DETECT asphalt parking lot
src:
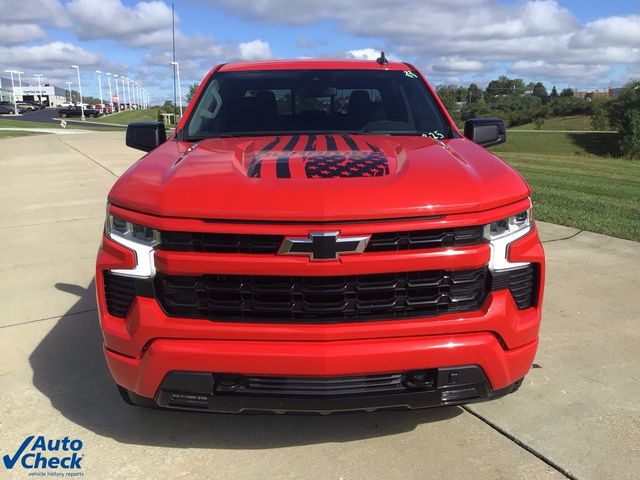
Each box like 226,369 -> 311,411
1,132 -> 638,480
0,107 -> 123,129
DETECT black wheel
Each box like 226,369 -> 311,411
117,385 -> 158,408
60,113 -> 66,118
89,113 -> 95,118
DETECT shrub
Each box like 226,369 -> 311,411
619,109 -> 640,159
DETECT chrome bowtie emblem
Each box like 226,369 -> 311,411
278,231 -> 370,261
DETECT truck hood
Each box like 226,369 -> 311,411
109,134 -> 529,221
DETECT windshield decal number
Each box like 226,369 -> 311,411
424,131 -> 444,140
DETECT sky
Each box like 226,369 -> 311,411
1,0 -> 639,103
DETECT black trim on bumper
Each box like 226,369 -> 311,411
145,366 -> 523,414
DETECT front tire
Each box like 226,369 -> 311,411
60,113 -> 66,118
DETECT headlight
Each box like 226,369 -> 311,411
106,214 -> 160,246
483,209 -> 531,241
105,211 -> 159,277
484,205 -> 533,271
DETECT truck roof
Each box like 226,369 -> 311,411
218,58 -> 411,73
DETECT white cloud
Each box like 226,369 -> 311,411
346,48 -> 398,61
238,39 -> 273,61
432,57 -> 488,73
66,0 -> 173,42
0,23 -> 46,45
210,0 -> 639,86
509,60 -> 611,81
346,49 -> 381,61
296,37 -> 326,48
570,15 -> 640,48
0,0 -> 69,28
0,42 -> 100,68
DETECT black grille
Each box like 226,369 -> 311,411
366,226 -> 484,252
159,226 -> 485,254
154,268 -> 489,323
237,373 -> 408,396
490,265 -> 538,309
160,231 -> 282,254
104,272 -> 136,317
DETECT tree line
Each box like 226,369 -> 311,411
436,76 -> 640,159
594,81 -> 640,159
436,76 -> 590,129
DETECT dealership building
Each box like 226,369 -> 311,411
0,77 -> 68,107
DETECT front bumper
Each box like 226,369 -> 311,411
151,366 -> 524,414
105,322 -> 539,399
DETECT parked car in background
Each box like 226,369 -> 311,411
0,101 -> 26,114
0,103 -> 15,114
95,103 -> 113,114
85,105 -> 103,117
59,101 -> 73,108
16,102 -> 37,112
57,105 -> 103,118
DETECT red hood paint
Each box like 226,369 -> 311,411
109,134 -> 529,222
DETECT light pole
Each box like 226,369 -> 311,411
121,76 -> 127,109
106,73 -> 113,113
66,81 -> 72,102
34,74 -> 44,107
170,61 -> 183,117
96,70 -> 104,109
70,65 -> 85,120
3,70 -> 18,114
114,75 -> 120,110
126,78 -> 133,109
11,70 -> 25,102
16,71 -> 24,101
136,83 -> 141,108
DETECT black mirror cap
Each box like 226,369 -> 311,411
126,122 -> 167,152
464,118 -> 506,148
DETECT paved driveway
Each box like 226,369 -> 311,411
1,107 -> 123,129
1,132 -> 638,479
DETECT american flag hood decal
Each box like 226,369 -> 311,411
247,134 -> 391,179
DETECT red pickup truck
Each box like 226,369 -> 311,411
97,58 -> 545,413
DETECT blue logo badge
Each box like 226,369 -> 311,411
2,435 -> 84,470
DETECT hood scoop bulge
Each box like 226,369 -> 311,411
243,134 -> 392,179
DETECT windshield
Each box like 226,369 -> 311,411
184,69 -> 453,140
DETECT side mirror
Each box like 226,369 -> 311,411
126,121 -> 167,152
464,118 -> 506,148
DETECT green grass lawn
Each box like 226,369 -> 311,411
491,131 -> 640,241
93,108 -> 160,125
511,115 -> 596,131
